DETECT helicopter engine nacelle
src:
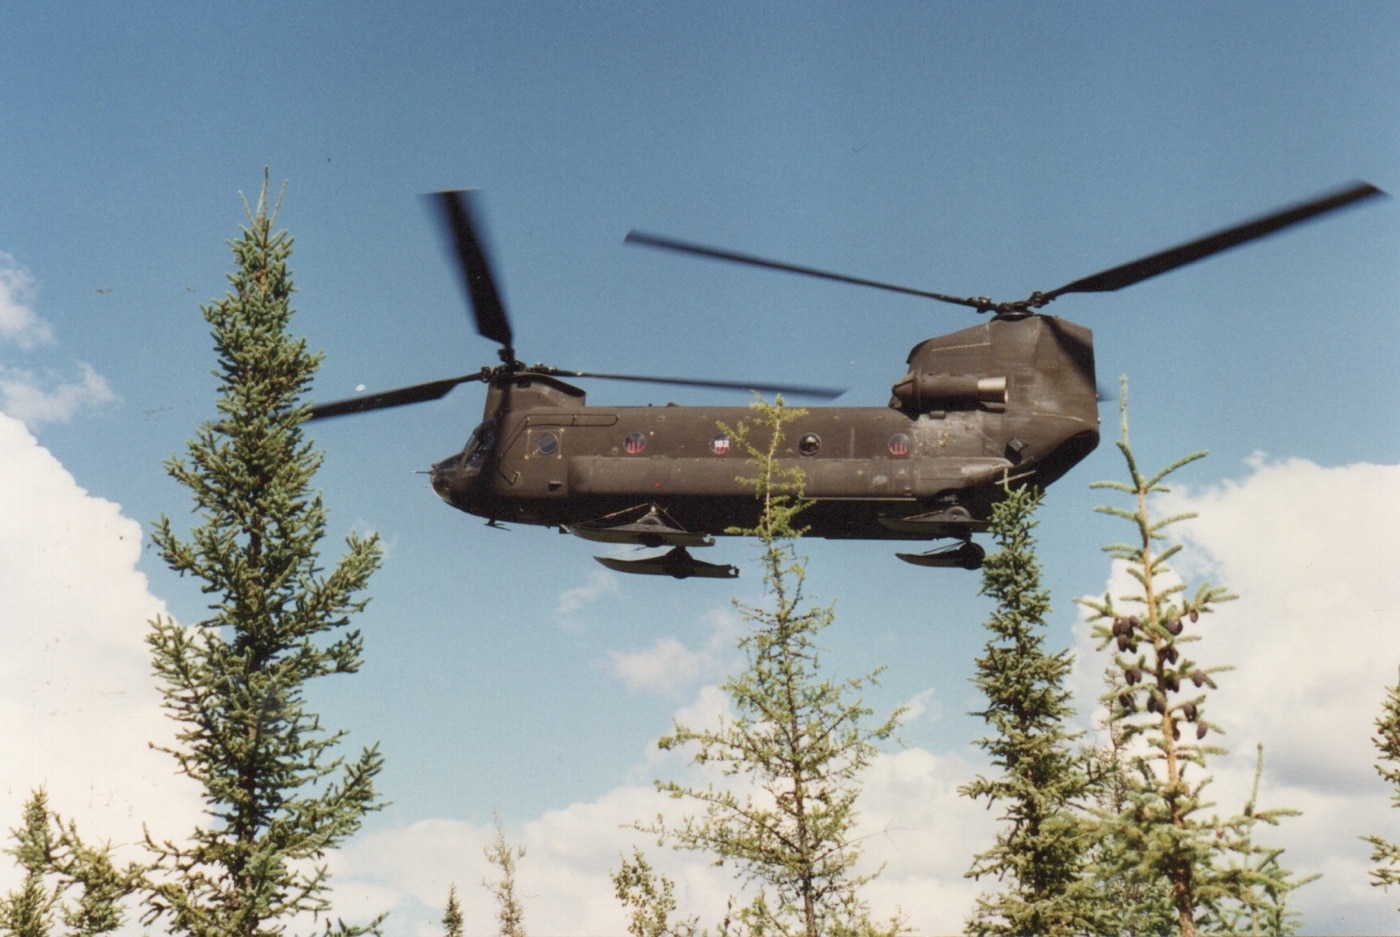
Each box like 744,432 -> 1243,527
890,372 -> 1007,414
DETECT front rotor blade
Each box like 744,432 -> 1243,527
1043,181 -> 1386,301
626,230 -> 986,310
544,367 -> 846,400
308,373 -> 484,420
430,190 -> 514,350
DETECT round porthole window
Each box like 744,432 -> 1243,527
798,433 -> 821,456
535,432 -> 560,455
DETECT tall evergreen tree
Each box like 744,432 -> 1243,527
647,399 -> 902,937
1,793 -> 60,937
1363,671 -> 1400,902
1080,388 -> 1231,937
482,817 -> 526,937
1081,385 -> 1309,936
960,484 -> 1098,936
1210,745 -> 1315,936
143,177 -> 385,937
440,886 -> 463,937
612,849 -> 701,937
0,790 -> 137,937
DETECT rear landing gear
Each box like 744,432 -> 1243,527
568,504 -> 739,579
595,546 -> 739,580
896,539 -> 986,570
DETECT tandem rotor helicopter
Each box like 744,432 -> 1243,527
310,183 -> 1384,578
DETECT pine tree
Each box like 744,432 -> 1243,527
1080,393 -> 1230,937
960,484 -> 1098,936
142,176 -> 385,937
441,886 -> 463,937
1083,673 -> 1176,937
1363,671 -> 1400,902
1,793 -> 60,937
1080,384 -> 1310,936
0,790 -> 138,937
1210,745 -> 1315,936
612,849 -> 701,937
647,399 -> 902,937
482,817 -> 526,937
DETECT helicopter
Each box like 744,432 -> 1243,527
309,182 -> 1384,578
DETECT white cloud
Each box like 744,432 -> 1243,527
0,254 -> 115,427
607,608 -> 739,695
0,253 -> 53,349
331,744 -> 994,937
0,361 -> 115,427
0,413 -> 201,883
554,568 -> 621,621
1072,456 -> 1400,933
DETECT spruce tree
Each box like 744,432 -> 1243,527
960,484 -> 1097,936
1080,389 -> 1231,937
482,817 -> 526,937
143,177 -> 385,937
612,849 -> 701,937
646,399 -> 902,937
1081,385 -> 1309,936
1,793 -> 60,937
441,886 -> 463,937
1363,671 -> 1400,902
0,789 -> 137,937
1210,745 -> 1315,936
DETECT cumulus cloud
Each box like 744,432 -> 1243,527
330,737 -> 993,937
0,361 -> 115,427
0,253 -> 53,349
0,253 -> 115,427
1072,455 -> 1400,932
554,568 -> 621,622
606,608 -> 739,695
0,413 -> 201,882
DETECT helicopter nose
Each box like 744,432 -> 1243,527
430,453 -> 473,505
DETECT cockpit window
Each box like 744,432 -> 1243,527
462,420 -> 497,475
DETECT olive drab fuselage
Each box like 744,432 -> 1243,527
431,314 -> 1100,539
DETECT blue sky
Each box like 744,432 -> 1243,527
3,3 -> 1399,934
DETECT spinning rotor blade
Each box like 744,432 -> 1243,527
630,181 -> 1385,316
1040,181 -> 1386,302
308,373 -> 485,420
625,230 -> 987,311
541,367 -> 846,400
430,190 -> 514,352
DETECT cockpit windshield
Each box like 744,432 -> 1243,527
461,419 -> 497,475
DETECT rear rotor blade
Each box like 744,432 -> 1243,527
430,190 -> 514,351
1041,181 -> 1386,301
543,367 -> 846,400
626,230 -> 987,311
308,373 -> 485,420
